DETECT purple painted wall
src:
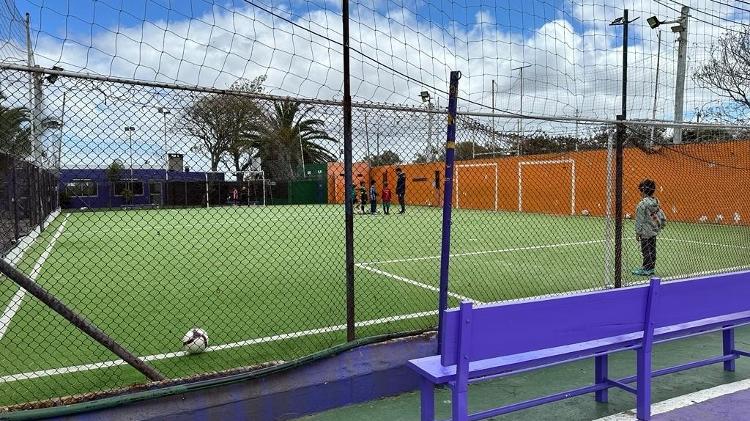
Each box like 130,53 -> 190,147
59,169 -> 224,209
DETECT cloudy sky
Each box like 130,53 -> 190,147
2,0 -> 748,168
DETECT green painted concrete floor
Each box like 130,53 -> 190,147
298,327 -> 750,420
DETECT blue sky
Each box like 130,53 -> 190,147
5,0 -> 747,169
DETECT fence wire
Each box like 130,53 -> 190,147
0,0 -> 749,408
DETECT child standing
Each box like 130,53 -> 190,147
369,180 -> 378,214
632,179 -> 666,276
381,181 -> 392,215
358,180 -> 367,214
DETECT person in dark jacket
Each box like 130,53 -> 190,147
395,167 -> 406,214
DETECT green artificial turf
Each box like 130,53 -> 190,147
0,205 -> 747,406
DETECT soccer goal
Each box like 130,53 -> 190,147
205,170 -> 268,208
455,162 -> 498,211
517,159 -> 576,215
235,170 -> 268,206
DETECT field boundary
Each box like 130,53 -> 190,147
356,263 -> 483,304
0,309 -> 439,383
660,236 -> 750,250
0,215 -> 69,341
360,238 -> 606,266
3,263 -> 747,384
594,378 -> 750,420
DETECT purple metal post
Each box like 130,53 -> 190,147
437,71 -> 462,352
637,277 -> 660,421
723,328 -> 736,372
595,355 -> 609,402
419,378 -> 435,421
452,301 -> 472,421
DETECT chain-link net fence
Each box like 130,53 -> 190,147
0,0 -> 748,412
0,152 -> 58,256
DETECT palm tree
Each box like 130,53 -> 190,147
0,95 -> 31,158
256,100 -> 336,180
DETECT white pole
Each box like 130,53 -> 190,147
673,6 -> 689,144
25,13 -> 44,171
512,64 -> 532,156
651,30 -> 662,147
57,91 -> 65,170
262,170 -> 267,206
491,79 -> 496,156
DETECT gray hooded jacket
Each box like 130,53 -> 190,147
635,196 -> 666,239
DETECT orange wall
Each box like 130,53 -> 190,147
328,141 -> 750,225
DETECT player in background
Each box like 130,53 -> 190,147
381,181 -> 392,215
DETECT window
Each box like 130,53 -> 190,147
114,180 -> 144,196
65,179 -> 98,197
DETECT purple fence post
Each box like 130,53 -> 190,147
595,355 -> 609,402
637,277 -> 660,421
723,328 -> 736,372
452,301 -> 472,421
437,70 -> 462,352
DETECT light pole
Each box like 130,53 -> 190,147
124,126 -> 136,200
647,7 -> 689,144
420,91 -> 434,160
512,64 -> 532,155
610,10 -> 638,288
157,107 -> 171,179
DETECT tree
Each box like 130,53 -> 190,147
0,95 -> 31,157
367,150 -> 401,166
106,160 -> 124,208
694,27 -> 750,120
183,77 -> 265,173
256,100 -> 336,180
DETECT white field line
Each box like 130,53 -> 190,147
0,216 -> 69,341
594,378 -> 750,420
356,263 -> 483,305
0,309 -> 438,384
660,236 -> 750,250
360,239 -> 606,266
1,210 -> 61,265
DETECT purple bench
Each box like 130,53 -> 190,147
408,271 -> 750,421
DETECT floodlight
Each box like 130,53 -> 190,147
45,66 -> 63,84
419,91 -> 431,102
610,17 -> 624,25
647,16 -> 660,29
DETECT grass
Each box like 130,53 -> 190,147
0,205 -> 748,407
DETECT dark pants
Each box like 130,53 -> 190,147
641,236 -> 657,271
398,193 -> 405,213
383,201 -> 391,214
370,200 -> 377,214
360,197 -> 366,214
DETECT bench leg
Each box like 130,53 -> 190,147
451,384 -> 469,421
724,328 -> 736,372
420,379 -> 435,421
595,355 -> 609,403
636,348 -> 652,421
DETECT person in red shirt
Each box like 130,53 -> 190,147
381,181 -> 392,215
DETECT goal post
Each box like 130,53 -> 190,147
454,162 -> 498,211
204,170 -> 268,208
517,159 -> 576,215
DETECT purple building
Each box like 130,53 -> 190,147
60,168 -> 225,209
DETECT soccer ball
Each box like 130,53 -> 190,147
182,328 -> 209,354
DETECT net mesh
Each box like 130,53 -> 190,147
0,0 -> 748,410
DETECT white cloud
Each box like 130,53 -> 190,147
2,0 -> 747,168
